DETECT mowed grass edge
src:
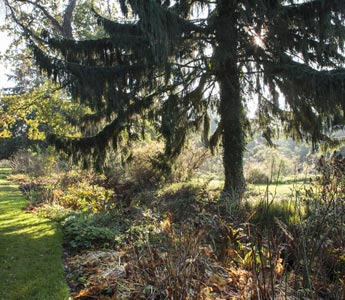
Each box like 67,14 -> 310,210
0,168 -> 70,300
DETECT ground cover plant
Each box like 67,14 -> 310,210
8,147 -> 345,300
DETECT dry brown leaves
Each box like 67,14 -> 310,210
66,250 -> 126,300
65,246 -> 262,300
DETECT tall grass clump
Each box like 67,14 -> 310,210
244,153 -> 345,299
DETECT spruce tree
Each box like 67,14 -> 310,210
4,0 -> 345,202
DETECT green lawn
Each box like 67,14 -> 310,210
0,168 -> 70,300
250,179 -> 309,195
250,182 -> 299,196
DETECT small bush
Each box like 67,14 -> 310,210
10,150 -> 43,176
58,182 -> 113,212
62,214 -> 115,251
156,182 -> 215,223
126,141 -> 164,188
0,160 -> 11,168
10,147 -> 68,177
59,170 -> 105,190
36,204 -> 72,221
169,145 -> 211,182
124,225 -> 207,299
124,141 -> 211,188
248,198 -> 301,232
245,167 -> 270,184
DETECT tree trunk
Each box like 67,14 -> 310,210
62,0 -> 77,39
219,69 -> 245,198
215,1 -> 245,202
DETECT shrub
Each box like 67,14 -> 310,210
126,141 -> 211,187
125,141 -> 164,188
124,225 -> 207,299
59,170 -> 105,190
169,145 -> 211,182
62,214 -> 115,251
36,204 -> 72,221
245,167 -> 270,184
291,185 -> 345,293
10,149 -> 43,176
0,160 -> 11,168
245,164 -> 345,299
10,147 -> 67,177
58,182 -> 113,212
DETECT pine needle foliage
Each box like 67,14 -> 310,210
5,0 -> 345,200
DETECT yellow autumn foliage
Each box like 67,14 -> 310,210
0,81 -> 90,140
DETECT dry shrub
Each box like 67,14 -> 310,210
7,173 -> 31,186
243,153 -> 345,299
0,159 -> 11,167
123,141 -> 211,188
10,150 -> 45,176
125,229 -> 206,299
59,170 -> 106,190
10,147 -> 64,177
65,220 -> 277,300
126,141 -> 164,188
245,167 -> 270,184
169,145 -> 211,182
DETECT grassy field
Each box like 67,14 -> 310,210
194,175 -> 309,194
0,168 -> 70,300
250,181 -> 306,196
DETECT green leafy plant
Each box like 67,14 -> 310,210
62,214 -> 115,251
36,204 -> 72,221
58,182 -> 113,212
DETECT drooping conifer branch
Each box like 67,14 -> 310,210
5,0 -> 345,198
50,95 -> 155,169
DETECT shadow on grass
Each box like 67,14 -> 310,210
0,171 -> 70,300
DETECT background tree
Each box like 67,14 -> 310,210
0,0 -> 98,158
3,0 -> 345,202
0,81 -> 89,139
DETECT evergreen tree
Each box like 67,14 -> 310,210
3,0 -> 345,202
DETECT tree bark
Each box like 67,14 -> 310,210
214,0 -> 245,202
